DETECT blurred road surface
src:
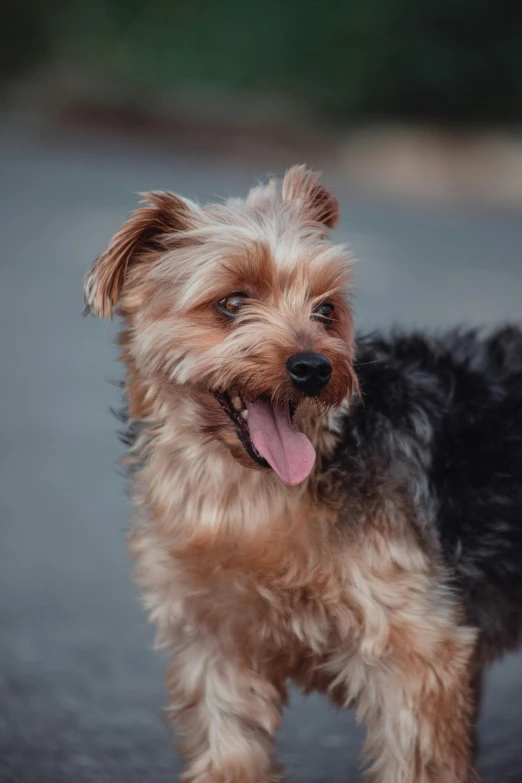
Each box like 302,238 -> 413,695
1,124 -> 521,783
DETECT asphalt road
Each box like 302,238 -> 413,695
1,124 -> 521,783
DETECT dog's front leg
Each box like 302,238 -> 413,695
165,628 -> 283,783
358,634 -> 478,783
338,616 -> 478,783
326,556 -> 479,783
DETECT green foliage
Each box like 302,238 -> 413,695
2,0 -> 522,122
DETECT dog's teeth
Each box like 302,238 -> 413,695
241,409 -> 249,420
232,396 -> 242,410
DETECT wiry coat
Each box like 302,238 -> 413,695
84,167 -> 521,783
341,327 -> 522,661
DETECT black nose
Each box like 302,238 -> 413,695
286,352 -> 332,395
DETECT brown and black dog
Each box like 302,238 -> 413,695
85,166 -> 522,782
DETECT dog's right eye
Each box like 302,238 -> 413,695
217,293 -> 248,317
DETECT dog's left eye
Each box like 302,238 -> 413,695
313,302 -> 334,325
218,292 -> 248,317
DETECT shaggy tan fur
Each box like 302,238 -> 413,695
85,166 -> 478,783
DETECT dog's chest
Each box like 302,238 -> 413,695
178,516 -> 356,659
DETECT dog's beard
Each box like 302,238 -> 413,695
214,390 -> 316,486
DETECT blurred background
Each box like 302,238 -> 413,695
1,2 -> 522,782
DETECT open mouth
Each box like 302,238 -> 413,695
213,390 -> 316,486
214,390 -> 270,468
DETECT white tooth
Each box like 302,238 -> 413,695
241,409 -> 249,420
232,396 -> 242,410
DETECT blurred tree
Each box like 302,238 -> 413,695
2,0 -> 522,124
1,1 -> 57,80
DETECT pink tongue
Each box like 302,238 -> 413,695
244,398 -> 316,486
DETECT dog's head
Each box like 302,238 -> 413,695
85,166 -> 357,486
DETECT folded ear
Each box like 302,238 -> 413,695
281,165 -> 339,228
83,191 -> 195,318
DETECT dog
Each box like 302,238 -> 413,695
84,165 -> 522,783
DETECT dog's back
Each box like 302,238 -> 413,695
328,326 -> 522,662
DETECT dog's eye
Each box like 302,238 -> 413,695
218,292 -> 248,317
312,302 -> 334,326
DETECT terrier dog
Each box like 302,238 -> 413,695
84,166 -> 522,783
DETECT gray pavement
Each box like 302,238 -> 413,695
1,124 -> 521,783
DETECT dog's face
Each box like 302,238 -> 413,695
85,166 -> 357,485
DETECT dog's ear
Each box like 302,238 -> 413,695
281,165 -> 339,229
84,191 -> 196,319
246,173 -> 279,211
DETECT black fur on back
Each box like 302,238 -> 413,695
327,326 -> 522,660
